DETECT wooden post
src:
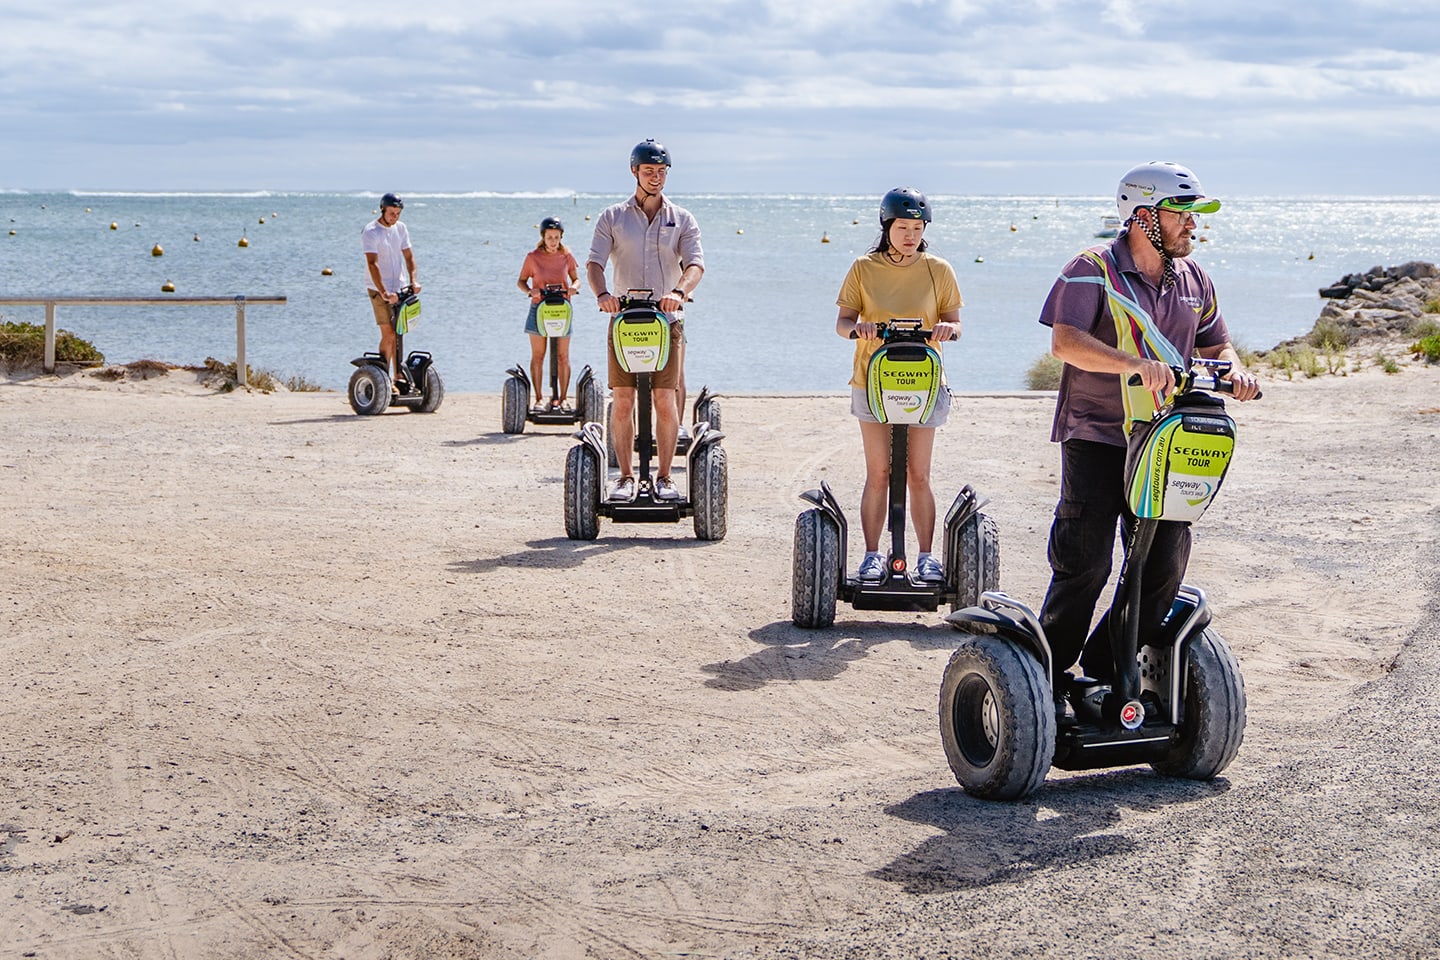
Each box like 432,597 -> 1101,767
44,301 -> 56,373
235,297 -> 247,387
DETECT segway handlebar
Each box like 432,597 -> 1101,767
1128,363 -> 1263,400
848,319 -> 937,342
606,289 -> 693,312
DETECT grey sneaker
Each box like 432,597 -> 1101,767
609,476 -> 637,501
857,553 -> 885,583
916,554 -> 945,584
654,476 -> 680,501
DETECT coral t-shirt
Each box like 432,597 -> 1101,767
520,249 -> 578,297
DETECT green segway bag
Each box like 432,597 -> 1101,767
611,306 -> 671,373
1125,393 -> 1236,522
865,340 -> 943,424
537,296 -> 572,338
395,292 -> 421,335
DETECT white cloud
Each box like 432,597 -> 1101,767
0,0 -> 1436,192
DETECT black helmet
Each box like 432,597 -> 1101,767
629,139 -> 672,168
539,216 -> 564,233
880,187 -> 930,224
380,192 -> 404,210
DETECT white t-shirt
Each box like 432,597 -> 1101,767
361,219 -> 411,293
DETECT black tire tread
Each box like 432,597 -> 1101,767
939,634 -> 1055,801
1151,627 -> 1246,779
791,509 -> 839,628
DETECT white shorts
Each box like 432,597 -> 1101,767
850,386 -> 951,428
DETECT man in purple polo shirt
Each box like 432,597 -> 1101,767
1036,161 -> 1261,698
587,139 -> 705,502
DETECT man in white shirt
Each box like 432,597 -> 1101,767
361,192 -> 420,384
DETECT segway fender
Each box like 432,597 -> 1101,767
943,483 -> 991,530
350,353 -> 387,370
945,592 -> 1054,690
576,365 -> 595,393
506,365 -> 532,394
576,421 -> 607,462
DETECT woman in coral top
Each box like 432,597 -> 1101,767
516,217 -> 581,411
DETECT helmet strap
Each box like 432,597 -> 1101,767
634,171 -> 660,201
1138,208 -> 1176,289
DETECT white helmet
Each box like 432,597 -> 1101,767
1116,162 -> 1221,222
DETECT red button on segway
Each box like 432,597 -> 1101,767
891,558 -> 906,573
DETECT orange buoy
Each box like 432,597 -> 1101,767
321,267 -> 333,276
161,280 -> 176,292
238,230 -> 249,248
151,243 -> 164,257
110,222 -> 118,230
821,232 -> 830,243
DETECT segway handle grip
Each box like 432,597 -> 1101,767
1126,370 -> 1263,400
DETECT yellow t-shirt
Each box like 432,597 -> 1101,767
836,251 -> 964,388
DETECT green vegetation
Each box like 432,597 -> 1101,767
1422,298 -> 1440,314
200,357 -> 325,393
1307,316 -> 1357,352
1267,345 -> 1324,380
1025,352 -> 1063,391
1411,334 -> 1440,364
1375,352 -> 1401,375
1409,316 -> 1440,339
283,374 -> 324,392
202,357 -> 278,393
0,319 -> 104,368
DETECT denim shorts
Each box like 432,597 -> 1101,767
850,385 -> 951,427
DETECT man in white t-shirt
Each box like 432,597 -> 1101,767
361,192 -> 420,383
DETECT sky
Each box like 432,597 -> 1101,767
2,0 -> 1438,196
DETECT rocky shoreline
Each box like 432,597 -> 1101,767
1284,260 -> 1440,349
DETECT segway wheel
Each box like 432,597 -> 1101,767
580,376 -> 605,425
564,443 -> 601,541
348,366 -> 392,416
791,508 -> 839,628
695,395 -> 722,431
939,634 -> 1055,801
951,513 -> 1000,611
691,442 -> 728,541
416,365 -> 445,413
1150,627 -> 1246,780
501,375 -> 527,434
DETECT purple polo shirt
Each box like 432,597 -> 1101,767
1039,232 -> 1230,446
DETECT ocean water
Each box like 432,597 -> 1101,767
3,190 -> 1437,393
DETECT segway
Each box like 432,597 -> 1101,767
791,320 -> 999,628
939,361 -> 1259,801
564,291 -> 726,541
501,284 -> 604,434
348,285 -> 444,415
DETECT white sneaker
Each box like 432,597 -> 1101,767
857,553 -> 885,583
916,553 -> 945,584
609,476 -> 637,501
653,476 -> 680,501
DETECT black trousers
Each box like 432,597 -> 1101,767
1038,439 -> 1192,686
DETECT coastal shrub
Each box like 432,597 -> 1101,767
0,320 -> 105,368
1025,353 -> 1063,391
1307,316 -> 1357,352
1375,353 -> 1400,375
1299,348 -> 1324,378
201,356 -> 278,393
1423,298 -> 1440,314
1411,335 -> 1440,363
1233,343 -> 1259,368
283,374 -> 324,392
1409,316 -> 1440,339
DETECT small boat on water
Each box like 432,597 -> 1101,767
1094,215 -> 1122,239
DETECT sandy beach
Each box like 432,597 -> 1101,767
2,358 -> 1439,959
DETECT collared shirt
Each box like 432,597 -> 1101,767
587,195 -> 704,300
1039,232 -> 1230,446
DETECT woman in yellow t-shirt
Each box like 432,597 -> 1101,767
834,188 -> 963,585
